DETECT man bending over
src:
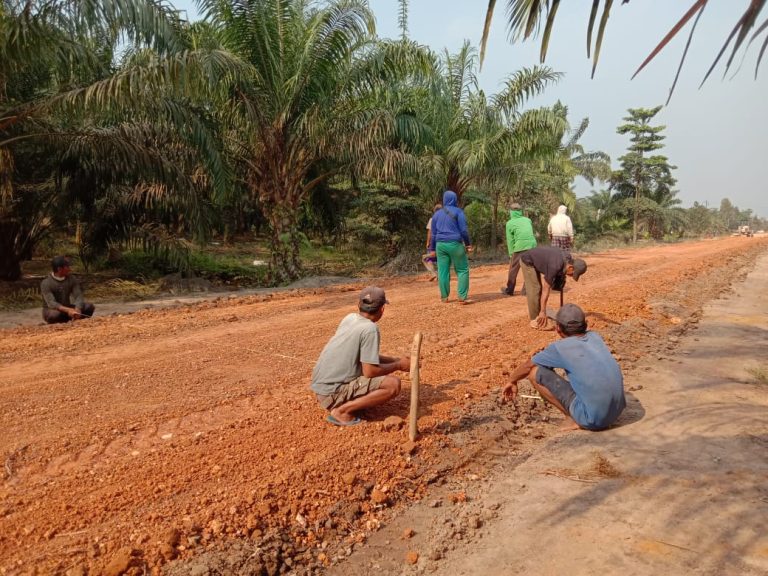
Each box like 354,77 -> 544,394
311,286 -> 410,426
502,304 -> 626,431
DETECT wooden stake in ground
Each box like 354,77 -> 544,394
409,332 -> 423,442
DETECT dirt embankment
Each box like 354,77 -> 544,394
0,237 -> 766,575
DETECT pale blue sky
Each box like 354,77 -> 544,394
175,1 -> 768,217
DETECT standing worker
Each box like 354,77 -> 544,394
41,256 -> 96,324
501,202 -> 536,296
421,203 -> 442,281
429,190 -> 473,304
548,205 -> 574,253
520,246 -> 587,329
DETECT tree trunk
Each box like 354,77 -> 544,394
490,189 -> 499,257
263,197 -> 302,285
0,218 -> 24,281
446,166 -> 464,203
633,188 -> 639,243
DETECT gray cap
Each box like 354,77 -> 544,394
359,286 -> 389,312
571,258 -> 587,281
547,303 -> 587,328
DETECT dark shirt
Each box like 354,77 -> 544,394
41,274 -> 85,310
521,246 -> 570,289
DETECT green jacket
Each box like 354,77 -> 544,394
505,210 -> 537,255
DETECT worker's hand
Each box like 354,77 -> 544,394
427,251 -> 436,259
501,380 -> 518,403
536,312 -> 548,329
398,357 -> 411,372
65,307 -> 78,319
465,245 -> 474,254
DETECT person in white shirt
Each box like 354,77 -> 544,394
548,205 -> 574,253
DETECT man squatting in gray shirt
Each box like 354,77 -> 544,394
310,286 -> 410,426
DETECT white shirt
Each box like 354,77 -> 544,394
548,212 -> 574,238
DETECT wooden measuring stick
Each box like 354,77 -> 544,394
409,332 -> 423,442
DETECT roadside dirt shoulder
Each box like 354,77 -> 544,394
330,252 -> 768,575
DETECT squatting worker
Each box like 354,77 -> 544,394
41,256 -> 96,324
520,246 -> 587,329
501,202 -> 536,296
429,190 -> 473,304
310,286 -> 410,426
502,304 -> 626,431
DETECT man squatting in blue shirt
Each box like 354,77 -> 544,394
502,303 -> 626,431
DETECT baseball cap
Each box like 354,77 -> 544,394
571,258 -> 587,281
547,303 -> 587,329
359,286 -> 389,312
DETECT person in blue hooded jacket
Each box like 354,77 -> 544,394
428,190 -> 473,303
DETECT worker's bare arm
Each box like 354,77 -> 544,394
362,357 -> 409,378
501,358 -> 536,401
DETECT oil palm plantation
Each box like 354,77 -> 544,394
197,0 -> 433,283
0,0 -> 231,279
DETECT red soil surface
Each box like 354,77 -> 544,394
1,237 -> 766,575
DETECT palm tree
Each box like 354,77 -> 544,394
574,188 -> 628,240
1,0 -> 200,279
405,42 -> 564,201
198,0 -> 432,283
479,1 -> 768,101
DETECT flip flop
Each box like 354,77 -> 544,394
326,414 -> 363,427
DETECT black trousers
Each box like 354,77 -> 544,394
43,302 -> 95,324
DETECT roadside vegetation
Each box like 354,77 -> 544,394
2,0 -> 767,308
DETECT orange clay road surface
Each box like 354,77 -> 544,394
1,236 -> 766,575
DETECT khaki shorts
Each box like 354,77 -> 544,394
316,375 -> 385,410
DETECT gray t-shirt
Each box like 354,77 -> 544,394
40,274 -> 85,310
311,313 -> 380,396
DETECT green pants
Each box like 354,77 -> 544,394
436,241 -> 469,300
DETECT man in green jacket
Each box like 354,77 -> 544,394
501,203 -> 537,296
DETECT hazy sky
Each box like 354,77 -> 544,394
175,1 -> 768,217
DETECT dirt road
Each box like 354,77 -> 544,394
1,237 -> 766,575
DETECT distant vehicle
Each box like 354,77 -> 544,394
738,225 -> 753,237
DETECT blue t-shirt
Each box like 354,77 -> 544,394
532,331 -> 626,430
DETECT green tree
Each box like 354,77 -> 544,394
576,188 -> 630,241
686,201 -> 723,236
718,198 -> 740,231
199,0 -> 431,283
0,0 -> 203,279
611,106 -> 677,242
